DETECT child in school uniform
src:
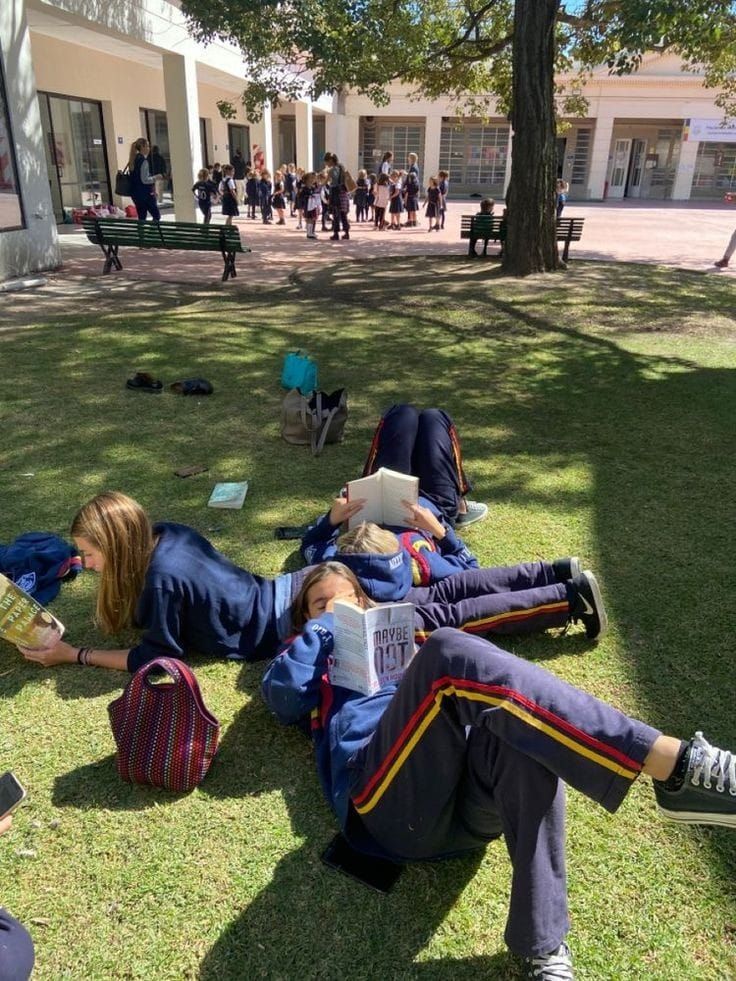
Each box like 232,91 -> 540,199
218,164 -> 239,225
437,170 -> 449,229
353,170 -> 369,222
404,155 -> 421,227
259,169 -> 273,223
320,174 -> 331,231
284,164 -> 297,216
388,171 -> 404,229
299,172 -> 322,240
425,177 -> 442,232
192,168 -> 218,224
211,162 -> 223,188
366,173 -> 376,223
373,173 -> 390,230
245,170 -> 258,220
272,174 -> 287,225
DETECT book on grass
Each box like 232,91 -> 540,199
207,481 -> 249,509
329,600 -> 416,696
0,573 -> 65,650
346,468 -> 419,529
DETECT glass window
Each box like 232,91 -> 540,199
0,54 -> 25,231
692,141 -> 736,198
440,121 -> 510,194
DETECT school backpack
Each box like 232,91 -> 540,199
281,388 -> 348,456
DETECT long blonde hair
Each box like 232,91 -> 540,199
292,561 -> 374,631
128,138 -> 149,170
71,492 -> 155,634
337,522 -> 400,555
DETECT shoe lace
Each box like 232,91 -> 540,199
689,732 -> 736,795
528,942 -> 574,980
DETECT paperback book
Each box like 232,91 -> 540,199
346,468 -> 418,529
0,573 -> 64,650
329,600 -> 416,696
207,481 -> 249,509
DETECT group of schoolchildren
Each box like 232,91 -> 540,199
190,150 -> 451,240
6,402 -> 736,981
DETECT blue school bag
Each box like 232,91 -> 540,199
281,351 -> 318,395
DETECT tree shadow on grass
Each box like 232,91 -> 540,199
198,664 -> 523,979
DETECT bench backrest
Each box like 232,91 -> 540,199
81,217 -> 244,252
555,217 -> 585,240
460,214 -> 505,236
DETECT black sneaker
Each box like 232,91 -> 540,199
654,732 -> 736,828
569,571 -> 607,639
552,557 -> 582,583
523,941 -> 574,979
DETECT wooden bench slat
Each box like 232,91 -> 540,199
460,213 -> 585,259
80,217 -> 249,280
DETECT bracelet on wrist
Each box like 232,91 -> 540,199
77,647 -> 92,666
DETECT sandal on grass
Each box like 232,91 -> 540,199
126,372 -> 163,393
170,378 -> 214,396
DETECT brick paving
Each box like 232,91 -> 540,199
18,197 -> 736,295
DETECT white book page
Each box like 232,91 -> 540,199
376,469 -> 419,527
346,473 -> 384,528
364,603 -> 416,689
330,601 -> 374,695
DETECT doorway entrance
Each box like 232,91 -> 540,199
227,124 -> 250,166
38,91 -> 112,222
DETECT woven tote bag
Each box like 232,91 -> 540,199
108,657 -> 220,792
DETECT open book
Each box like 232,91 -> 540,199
0,573 -> 65,650
329,600 -> 416,696
346,468 -> 419,529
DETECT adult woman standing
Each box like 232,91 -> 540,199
128,138 -> 161,221
379,151 -> 394,177
18,492 -> 310,673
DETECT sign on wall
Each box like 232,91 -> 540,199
684,118 -> 736,143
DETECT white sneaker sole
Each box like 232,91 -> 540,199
657,805 -> 736,828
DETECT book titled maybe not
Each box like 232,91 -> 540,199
329,600 -> 416,696
346,467 -> 418,529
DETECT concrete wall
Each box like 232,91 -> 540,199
0,0 -> 60,281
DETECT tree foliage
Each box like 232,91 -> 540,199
183,0 -> 736,121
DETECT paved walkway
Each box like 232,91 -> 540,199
10,199 -> 736,298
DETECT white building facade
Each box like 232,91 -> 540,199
1,0 -> 735,280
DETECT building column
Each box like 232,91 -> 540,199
672,133 -> 698,200
0,0 -> 59,279
162,51 -> 201,221
423,114 -> 443,183
295,100 -> 313,171
249,103 -> 274,173
586,115 -> 615,200
342,115 -> 360,171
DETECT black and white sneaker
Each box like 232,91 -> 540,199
552,557 -> 582,583
569,571 -> 607,639
524,941 -> 574,979
654,732 -> 736,828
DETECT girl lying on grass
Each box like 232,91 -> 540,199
262,561 -> 736,981
17,492 -> 312,672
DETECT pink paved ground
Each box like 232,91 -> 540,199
50,198 -> 736,288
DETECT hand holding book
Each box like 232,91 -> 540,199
401,500 -> 446,539
328,496 -> 367,527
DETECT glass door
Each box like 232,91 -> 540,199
39,92 -> 111,222
227,124 -> 250,165
607,138 -> 632,198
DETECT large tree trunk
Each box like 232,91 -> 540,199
503,0 -> 560,276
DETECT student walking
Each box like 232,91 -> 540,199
192,168 -> 218,224
219,164 -> 239,225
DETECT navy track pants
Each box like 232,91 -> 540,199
407,561 -> 570,640
349,628 -> 660,957
363,404 -> 471,524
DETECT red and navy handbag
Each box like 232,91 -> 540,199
108,657 -> 220,792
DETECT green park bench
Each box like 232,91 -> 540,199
81,217 -> 250,282
461,214 -> 585,261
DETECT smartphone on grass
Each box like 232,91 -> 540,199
0,772 -> 27,819
321,833 -> 403,894
274,525 -> 310,541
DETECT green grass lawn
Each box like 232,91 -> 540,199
1,258 -> 735,979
